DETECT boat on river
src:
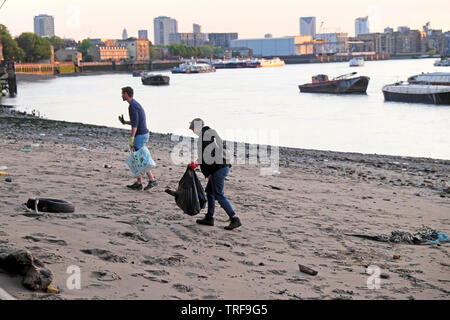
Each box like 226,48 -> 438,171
382,72 -> 450,105
349,57 -> 364,67
434,58 -> 450,66
298,72 -> 370,94
172,61 -> 216,74
141,73 -> 170,85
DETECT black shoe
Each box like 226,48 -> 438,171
224,217 -> 242,230
196,213 -> 214,226
144,180 -> 158,191
127,182 -> 143,190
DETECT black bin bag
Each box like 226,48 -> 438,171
165,166 -> 206,215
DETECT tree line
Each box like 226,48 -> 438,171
1,24 -> 224,63
0,24 -> 66,62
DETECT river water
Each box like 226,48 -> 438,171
4,58 -> 450,160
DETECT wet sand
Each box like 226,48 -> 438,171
0,106 -> 449,300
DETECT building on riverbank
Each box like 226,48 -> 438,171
154,16 -> 178,45
169,32 -> 208,47
55,49 -> 82,65
207,33 -> 238,49
357,28 -> 425,55
34,14 -> 54,38
87,46 -> 128,62
115,38 -> 150,61
230,36 -> 314,57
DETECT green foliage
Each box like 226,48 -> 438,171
166,44 -> 223,58
48,36 -> 65,51
149,46 -> 162,60
78,39 -> 94,59
0,24 -> 25,61
15,33 -> 52,62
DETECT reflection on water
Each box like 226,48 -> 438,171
5,58 -> 450,159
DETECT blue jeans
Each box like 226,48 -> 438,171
205,166 -> 235,218
134,133 -> 149,150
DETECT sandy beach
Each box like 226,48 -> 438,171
0,105 -> 449,300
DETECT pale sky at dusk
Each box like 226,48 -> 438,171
1,0 -> 449,42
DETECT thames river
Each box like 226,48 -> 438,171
4,58 -> 450,160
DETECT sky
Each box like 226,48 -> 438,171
1,0 -> 449,42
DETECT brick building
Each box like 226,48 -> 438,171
87,46 -> 128,61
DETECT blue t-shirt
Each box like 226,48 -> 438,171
128,99 -> 149,135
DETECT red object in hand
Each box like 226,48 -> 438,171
188,162 -> 199,170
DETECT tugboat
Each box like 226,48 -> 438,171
382,72 -> 450,105
141,73 -> 170,86
298,72 -> 370,94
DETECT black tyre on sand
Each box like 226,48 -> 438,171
26,198 -> 75,213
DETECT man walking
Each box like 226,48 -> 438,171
119,86 -> 157,191
189,118 -> 241,230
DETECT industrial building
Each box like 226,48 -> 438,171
230,36 -> 314,57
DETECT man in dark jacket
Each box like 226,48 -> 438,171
189,118 -> 241,230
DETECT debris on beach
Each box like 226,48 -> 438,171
26,198 -> 75,214
346,226 -> 449,245
298,264 -> 318,276
21,149 -> 31,152
5,177 -> 12,182
25,143 -> 40,148
92,270 -> 121,282
0,247 -> 56,292
393,254 -> 401,259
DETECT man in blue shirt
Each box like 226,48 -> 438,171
119,86 -> 157,191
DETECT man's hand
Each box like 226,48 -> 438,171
129,136 -> 135,148
119,114 -> 126,125
188,162 -> 199,170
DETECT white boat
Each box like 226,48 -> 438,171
171,61 -> 216,74
246,57 -> 285,68
434,58 -> 450,67
349,57 -> 364,67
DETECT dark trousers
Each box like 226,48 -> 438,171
205,166 -> 235,218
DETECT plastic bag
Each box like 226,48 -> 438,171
165,166 -> 206,216
126,146 -> 156,178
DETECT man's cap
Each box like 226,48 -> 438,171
189,118 -> 204,129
